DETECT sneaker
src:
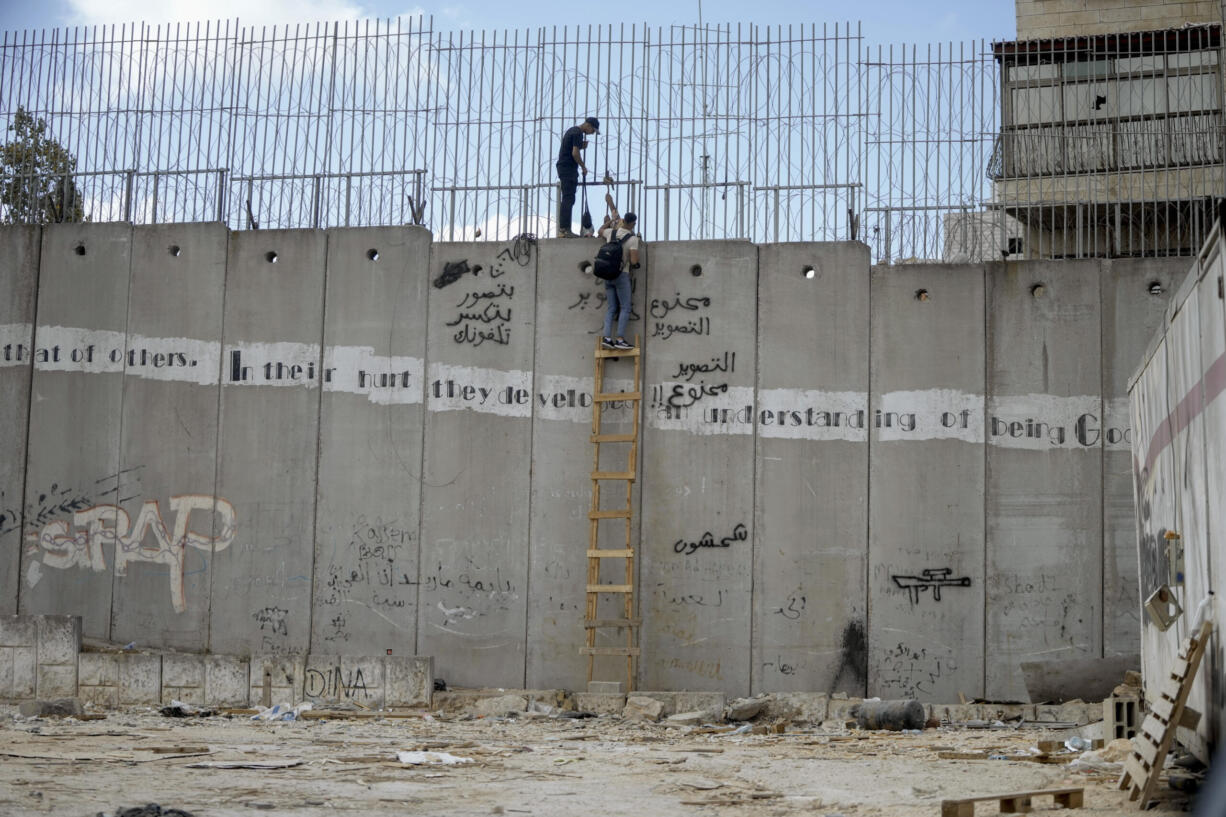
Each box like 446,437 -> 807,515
557,228 -> 576,238
601,337 -> 617,349
612,338 -> 634,351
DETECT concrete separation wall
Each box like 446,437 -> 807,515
2,223 -> 1180,701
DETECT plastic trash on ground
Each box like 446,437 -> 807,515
396,750 -> 474,765
251,702 -> 313,721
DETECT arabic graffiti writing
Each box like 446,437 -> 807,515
673,522 -> 748,555
891,568 -> 972,605
441,245 -> 524,347
650,292 -> 713,340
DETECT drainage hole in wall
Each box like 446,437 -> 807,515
74,244 -> 86,256
265,251 -> 278,264
578,261 -> 593,274
802,265 -> 816,279
1030,283 -> 1045,298
366,248 -> 380,261
690,264 -> 703,277
915,288 -> 929,302
168,245 -> 181,257
1147,280 -> 1165,296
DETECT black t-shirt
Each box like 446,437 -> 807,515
557,125 -> 584,167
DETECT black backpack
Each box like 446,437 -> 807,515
592,229 -> 633,280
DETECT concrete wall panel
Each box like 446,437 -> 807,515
111,224 -> 228,650
526,239 -> 647,689
210,230 -> 327,655
868,265 -> 986,702
1101,259 -> 1185,657
986,261 -> 1103,700
752,243 -> 869,695
0,226 -> 39,615
640,241 -> 758,695
417,240 -> 536,687
311,226 -> 431,654
20,224 -> 132,640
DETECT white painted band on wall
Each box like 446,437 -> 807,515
875,389 -> 986,443
757,388 -> 869,441
647,383 -> 757,435
988,394 -> 1105,450
323,346 -> 424,405
426,362 -> 532,417
0,323 -> 33,368
30,325 -> 126,373
224,341 -> 322,387
125,334 -> 221,386
534,373 -> 635,424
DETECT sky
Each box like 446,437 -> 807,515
0,0 -> 1017,44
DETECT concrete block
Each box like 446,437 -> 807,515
19,697 -> 83,718
624,695 -> 665,722
674,691 -> 725,713
762,692 -> 828,722
574,692 -> 626,715
588,681 -> 623,695
385,656 -> 432,707
36,616 -> 81,665
249,655 -> 306,707
475,694 -> 528,716
303,655 -> 384,707
726,696 -> 768,721
118,654 -> 162,705
162,654 -> 206,704
78,653 -> 120,687
1034,701 -> 1097,725
37,664 -> 78,698
205,656 -> 250,707
0,616 -> 37,647
629,691 -> 678,716
826,695 -> 864,720
78,653 -> 120,706
930,703 -> 980,724
0,646 -> 37,699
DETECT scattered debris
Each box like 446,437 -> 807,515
853,699 -> 925,731
475,695 -> 528,717
100,805 -> 195,817
159,701 -> 215,719
725,696 -> 767,722
623,696 -> 665,723
396,751 -> 474,765
940,787 -> 1083,817
183,760 -> 303,769
250,703 -> 312,721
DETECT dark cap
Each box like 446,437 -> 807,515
584,116 -> 600,133
623,211 -> 637,223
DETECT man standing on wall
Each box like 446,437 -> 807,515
596,191 -> 640,350
556,116 -> 599,237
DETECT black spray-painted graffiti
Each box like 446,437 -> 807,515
892,567 -> 971,605
673,522 -> 748,555
650,293 -> 713,340
304,665 -> 370,699
252,606 -> 289,636
771,593 -> 806,620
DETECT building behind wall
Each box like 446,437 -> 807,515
989,0 -> 1224,259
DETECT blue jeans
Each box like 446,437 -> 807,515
602,271 -> 631,338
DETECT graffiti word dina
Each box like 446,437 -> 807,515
305,665 -> 370,699
29,495 -> 236,613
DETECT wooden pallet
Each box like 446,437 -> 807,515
940,787 -> 1084,816
584,335 -> 642,691
1117,619 -> 1213,810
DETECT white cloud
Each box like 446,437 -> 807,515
65,0 -> 370,28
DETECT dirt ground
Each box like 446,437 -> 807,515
0,704 -> 1195,817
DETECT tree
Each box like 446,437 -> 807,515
0,107 -> 86,224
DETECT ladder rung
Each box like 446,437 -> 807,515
587,584 -> 632,593
584,618 -> 641,629
580,646 -> 641,656
589,509 -> 631,519
595,347 -> 640,358
592,471 -> 635,481
587,549 -> 634,558
594,391 -> 641,402
591,432 -> 637,443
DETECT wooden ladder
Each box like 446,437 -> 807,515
582,335 -> 642,691
1118,618 -> 1213,809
